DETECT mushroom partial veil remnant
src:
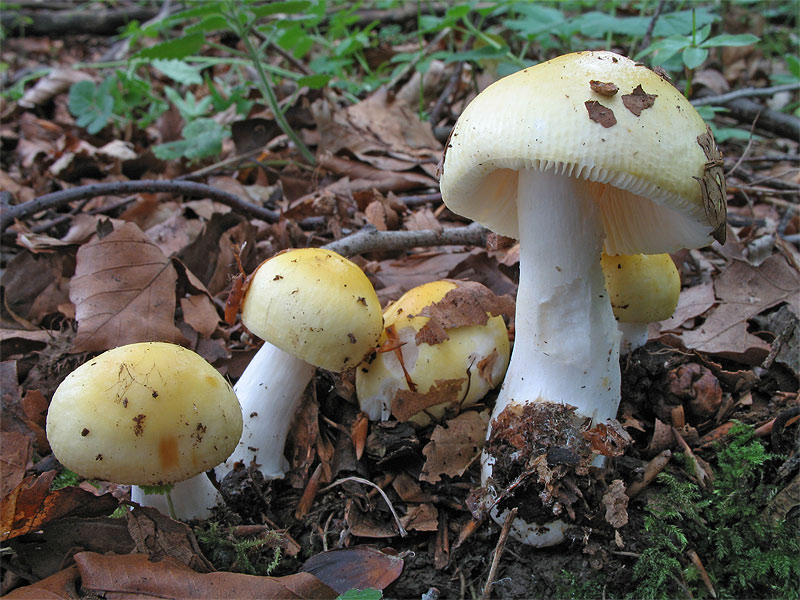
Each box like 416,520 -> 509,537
438,50 -> 727,546
356,279 -> 512,425
45,342 -> 243,521
601,252 -> 681,353
217,247 -> 383,480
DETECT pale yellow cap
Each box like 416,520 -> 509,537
439,51 -> 727,254
357,280 -> 510,424
241,248 -> 383,373
46,342 -> 243,486
601,253 -> 680,322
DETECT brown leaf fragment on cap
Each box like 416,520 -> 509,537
693,125 -> 727,244
414,280 -> 515,345
589,80 -> 618,96
602,479 -> 629,528
585,100 -> 617,128
391,378 -> 465,422
621,84 -> 657,116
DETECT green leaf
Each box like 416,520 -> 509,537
68,80 -> 114,134
134,32 -> 205,60
152,59 -> 203,85
185,14 -> 228,35
251,0 -> 310,17
337,589 -> 382,600
297,73 -> 331,89
682,46 -> 708,70
153,118 -> 227,161
699,33 -> 760,48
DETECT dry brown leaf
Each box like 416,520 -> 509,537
415,280 -> 515,345
71,551 -> 337,599
602,479 -> 629,528
403,207 -> 442,232
400,503 -> 439,532
344,498 -> 398,538
658,281 -> 716,332
301,545 -> 404,594
126,506 -> 213,573
2,564 -> 80,599
0,471 -> 119,541
0,431 -> 32,500
420,411 -> 488,483
70,221 -> 184,352
391,378 -> 466,422
180,294 -> 220,338
680,254 -> 799,364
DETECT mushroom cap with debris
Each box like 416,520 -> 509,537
46,342 -> 243,486
439,50 -> 727,253
241,247 -> 384,374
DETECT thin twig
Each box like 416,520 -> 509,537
322,221 -> 488,257
691,82 -> 800,106
480,506 -> 517,600
429,35 -> 474,125
318,476 -> 408,537
629,0 -> 667,57
1,179 -> 279,231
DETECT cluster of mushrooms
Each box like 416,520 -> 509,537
46,51 -> 726,546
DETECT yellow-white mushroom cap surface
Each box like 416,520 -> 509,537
241,248 -> 383,373
46,342 -> 243,486
440,50 -> 727,253
357,280 -> 510,424
601,253 -> 680,323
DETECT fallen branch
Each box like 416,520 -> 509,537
1,179 -> 279,231
480,506 -> 517,600
323,221 -> 488,257
691,82 -> 800,107
627,449 -> 672,499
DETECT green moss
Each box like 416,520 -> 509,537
631,423 -> 800,599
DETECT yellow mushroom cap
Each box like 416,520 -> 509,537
46,342 -> 243,486
440,50 -> 727,254
356,280 -> 510,424
241,248 -> 383,373
601,253 -> 680,323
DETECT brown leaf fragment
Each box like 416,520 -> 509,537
391,377 -> 466,422
344,499 -> 399,538
0,471 -> 119,541
681,254 -> 799,363
400,503 -> 439,531
477,349 -> 500,384
70,222 -> 184,352
301,545 -> 404,594
414,280 -> 515,345
585,100 -> 617,128
621,84 -> 657,116
590,80 -> 619,96
364,199 -> 390,231
602,479 -> 629,528
693,125 -> 727,244
0,431 -> 32,500
73,551 -> 337,599
180,294 -> 220,338
420,411 -> 488,483
126,506 -> 213,573
2,564 -> 80,599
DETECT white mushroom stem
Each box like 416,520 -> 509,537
131,474 -> 221,521
482,170 -> 622,546
618,322 -> 649,354
216,341 -> 315,480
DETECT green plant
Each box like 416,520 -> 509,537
636,9 -> 759,96
196,521 -> 283,576
50,468 -> 82,490
631,424 -> 800,599
337,589 -> 382,600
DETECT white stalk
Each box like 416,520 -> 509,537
131,475 -> 221,521
618,322 -> 649,354
482,170 -> 622,546
216,342 -> 315,480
